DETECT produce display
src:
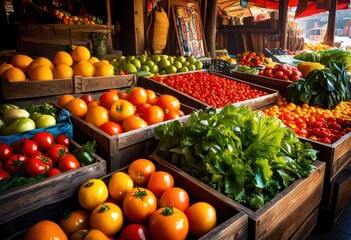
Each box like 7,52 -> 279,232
52,9 -> 104,25
23,158 -> 218,239
258,63 -> 303,82
236,51 -> 265,67
153,105 -> 317,210
151,72 -> 269,108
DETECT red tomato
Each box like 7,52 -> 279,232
46,167 -> 62,177
54,135 -> 71,148
0,142 -> 13,161
59,153 -> 81,172
5,154 -> 28,173
159,187 -> 190,212
0,169 -> 10,180
80,94 -> 95,105
99,91 -> 119,110
46,144 -> 69,166
136,103 -> 151,114
148,206 -> 189,240
31,131 -> 55,152
118,223 -> 151,240
273,71 -> 284,78
25,153 -> 52,176
147,171 -> 175,198
289,75 -> 300,82
164,110 -> 183,121
11,138 -> 25,153
99,121 -> 124,135
21,139 -> 41,157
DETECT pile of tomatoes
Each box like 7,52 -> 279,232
237,51 -> 265,67
59,87 -> 185,135
0,131 -> 83,182
24,158 -> 218,240
258,64 -> 303,82
151,72 -> 268,108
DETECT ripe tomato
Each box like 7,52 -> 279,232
70,229 -> 89,240
46,144 -> 69,166
147,171 -> 175,198
0,142 -> 13,161
85,105 -> 111,128
164,109 -> 184,121
24,154 -> 52,176
0,169 -> 10,180
99,121 -> 124,135
46,167 -> 61,177
78,178 -> 108,210
108,171 -> 134,202
141,105 -> 165,125
118,223 -> 151,240
66,98 -> 88,119
128,158 -> 156,187
123,187 -> 157,223
59,153 -> 81,172
90,202 -> 124,236
156,95 -> 180,112
148,206 -> 189,240
5,154 -> 28,173
31,131 -> 55,152
128,87 -> 148,106
54,134 -> 71,148
80,94 -> 95,105
136,102 -> 151,114
145,89 -> 158,105
59,210 -> 90,237
21,139 -> 40,157
160,187 -> 190,212
122,115 -> 148,132
77,229 -> 110,240
109,99 -> 136,122
99,90 -> 119,110
185,202 -> 217,237
23,220 -> 68,240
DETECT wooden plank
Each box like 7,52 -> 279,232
290,207 -> 319,240
73,75 -> 136,93
133,0 -> 145,54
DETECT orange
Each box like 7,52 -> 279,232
88,57 -> 100,64
53,51 -> 73,66
28,65 -> 53,81
73,60 -> 95,77
53,64 -> 74,79
57,94 -> 75,108
66,98 -> 88,119
0,63 -> 14,76
71,46 -> 91,62
10,54 -> 33,73
27,57 -> 54,73
84,105 -> 111,127
1,67 -> 26,82
95,63 -> 114,77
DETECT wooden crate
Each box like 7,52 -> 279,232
0,139 -> 106,225
137,73 -> 279,111
99,157 -> 248,240
149,154 -> 326,240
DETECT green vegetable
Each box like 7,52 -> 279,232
0,104 -> 19,115
154,105 -> 317,210
2,117 -> 36,136
25,103 -> 57,118
72,141 -> 96,166
0,173 -> 46,193
234,65 -> 259,75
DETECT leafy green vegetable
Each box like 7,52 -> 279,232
154,105 -> 317,210
25,103 -> 57,117
0,173 -> 46,193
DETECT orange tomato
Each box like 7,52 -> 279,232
24,220 -> 68,240
109,99 -> 136,122
146,89 -> 158,105
122,115 -> 148,132
66,98 -> 88,119
157,95 -> 181,112
148,206 -> 189,240
78,178 -> 108,210
185,202 -> 217,238
136,102 -> 151,114
159,187 -> 190,212
70,229 -> 88,240
59,210 -> 90,237
147,171 -> 174,198
90,202 -> 124,236
108,171 -> 134,201
99,91 -> 119,110
164,109 -> 184,121
123,187 -> 157,223
140,105 -> 165,125
128,87 -> 148,106
78,229 -> 110,240
84,105 -> 111,128
57,94 -> 75,108
99,121 -> 124,135
127,158 -> 156,187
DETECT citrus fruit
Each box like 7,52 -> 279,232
157,59 -> 171,70
95,63 -> 114,77
149,65 -> 159,74
186,56 -> 196,64
93,60 -> 109,68
2,67 -> 26,82
84,105 -> 111,127
187,64 -> 196,71
73,60 -> 95,77
144,59 -> 155,68
117,55 -> 126,63
57,94 -> 75,108
0,63 -> 14,76
66,98 -> 88,119
121,63 -> 137,73
71,46 -> 91,62
173,60 -> 182,69
27,57 -> 55,72
175,56 -> 186,63
131,59 -> 141,69
88,57 -> 100,64
10,54 -> 33,73
152,55 -> 161,62
194,61 -> 203,70
53,64 -> 74,79
53,51 -> 73,66
140,65 -> 150,72
166,65 -> 177,74
28,65 -> 53,81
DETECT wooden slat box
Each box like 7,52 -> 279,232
149,154 -> 326,240
99,156 -> 249,240
0,139 -> 106,225
137,73 -> 279,111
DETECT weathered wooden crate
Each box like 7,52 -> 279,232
149,154 -> 326,240
71,103 -> 195,173
137,73 -> 279,111
0,139 -> 106,225
99,156 -> 248,240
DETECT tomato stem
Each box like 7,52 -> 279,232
134,186 -> 148,199
98,203 -> 110,213
85,181 -> 94,188
161,206 -> 174,216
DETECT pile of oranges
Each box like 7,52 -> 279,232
0,46 -> 115,82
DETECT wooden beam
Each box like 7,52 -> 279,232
133,0 -> 145,54
325,0 -> 337,46
279,0 -> 289,49
205,0 -> 218,57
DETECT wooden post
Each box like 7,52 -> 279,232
134,0 -> 145,54
279,0 -> 289,50
325,0 -> 337,46
106,0 -> 113,51
205,0 -> 218,57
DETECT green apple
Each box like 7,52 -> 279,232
35,114 -> 56,128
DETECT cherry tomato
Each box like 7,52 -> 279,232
109,99 -> 136,122
55,135 -> 71,148
24,153 -> 52,176
5,154 -> 28,173
99,121 -> 124,135
46,167 -> 62,177
147,171 -> 175,198
0,142 -> 13,161
31,131 -> 54,152
123,187 -> 157,223
159,187 -> 190,212
90,202 -> 124,236
21,139 -> 41,157
46,144 -> 69,166
148,206 -> 189,240
23,220 -> 68,240
80,94 -> 95,105
78,178 -> 108,210
0,169 -> 10,180
59,153 -> 81,172
59,210 -> 90,237
128,158 -> 156,187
